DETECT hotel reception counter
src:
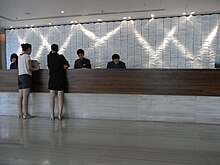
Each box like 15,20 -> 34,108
1,69 -> 220,124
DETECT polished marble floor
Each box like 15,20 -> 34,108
0,116 -> 220,165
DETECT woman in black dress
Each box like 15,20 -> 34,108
47,44 -> 70,120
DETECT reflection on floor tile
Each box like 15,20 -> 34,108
0,116 -> 220,165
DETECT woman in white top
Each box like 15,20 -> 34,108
18,43 -> 39,119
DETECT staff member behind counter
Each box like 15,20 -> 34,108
74,49 -> 91,69
107,54 -> 126,69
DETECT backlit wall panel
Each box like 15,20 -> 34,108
171,17 -> 179,68
6,14 -> 220,69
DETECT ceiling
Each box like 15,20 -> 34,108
0,0 -> 220,29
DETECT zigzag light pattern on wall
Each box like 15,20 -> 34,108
6,14 -> 220,69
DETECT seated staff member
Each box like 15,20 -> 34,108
47,44 -> 70,120
10,53 -> 18,69
74,49 -> 91,69
107,54 -> 126,69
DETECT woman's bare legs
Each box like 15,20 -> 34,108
22,88 -> 31,116
18,89 -> 23,116
57,90 -> 64,120
18,88 -> 31,119
50,90 -> 56,119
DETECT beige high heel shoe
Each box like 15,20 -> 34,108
50,114 -> 55,120
58,114 -> 63,120
22,113 -> 32,119
18,113 -> 24,118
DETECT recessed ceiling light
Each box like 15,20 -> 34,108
10,26 -> 13,28
70,21 -> 74,24
182,12 -> 187,16
123,17 -> 127,20
30,24 -> 34,27
61,10 -> 65,14
97,19 -> 102,22
190,11 -> 195,15
151,14 -> 155,18
49,23 -> 52,25
26,25 -> 29,27
128,16 -> 132,19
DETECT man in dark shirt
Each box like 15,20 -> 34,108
74,49 -> 91,69
107,54 -> 126,69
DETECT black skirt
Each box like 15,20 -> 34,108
48,76 -> 67,91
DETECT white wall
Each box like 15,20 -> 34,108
0,33 -> 6,69
5,14 -> 220,69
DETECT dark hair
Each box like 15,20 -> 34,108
21,43 -> 32,51
51,44 -> 59,52
112,54 -> 120,60
10,53 -> 18,62
77,49 -> 84,55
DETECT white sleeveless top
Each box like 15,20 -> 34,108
18,54 -> 32,76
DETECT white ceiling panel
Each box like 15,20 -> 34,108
0,0 -> 220,28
